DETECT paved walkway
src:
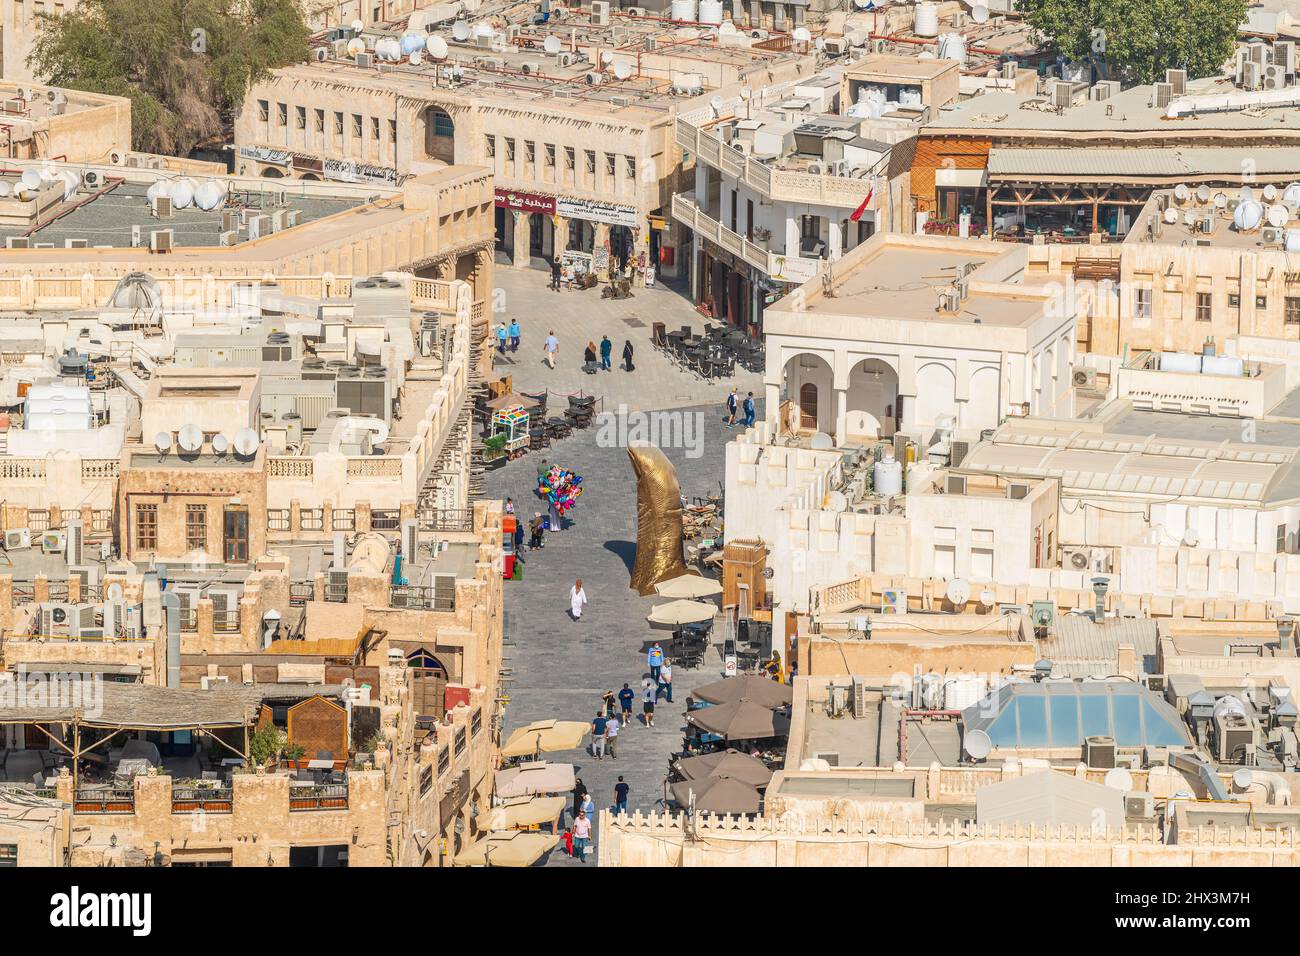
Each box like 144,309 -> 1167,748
485,265 -> 763,414
482,269 -> 764,865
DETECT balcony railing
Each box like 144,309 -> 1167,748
416,507 -> 474,532
171,787 -> 234,813
74,787 -> 135,814
289,783 -> 349,811
390,585 -> 455,612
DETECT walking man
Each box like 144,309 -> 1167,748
572,809 -> 591,862
658,658 -> 674,703
647,641 -> 664,684
570,579 -> 588,621
599,334 -> 613,371
544,329 -> 559,368
742,391 -> 756,428
591,710 -> 608,760
509,319 -> 521,352
550,257 -> 563,291
613,776 -> 630,815
572,776 -> 588,820
617,682 -> 635,725
642,680 -> 657,727
605,712 -> 621,759
725,387 -> 738,426
496,323 -> 508,354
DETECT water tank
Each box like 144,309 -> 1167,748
1158,351 -> 1202,374
698,0 -> 723,24
146,180 -> 172,203
1233,199 -> 1263,231
400,33 -> 424,55
914,1 -> 939,37
26,383 -> 90,403
937,32 -> 967,65
347,532 -> 392,575
873,453 -> 903,495
944,674 -> 986,711
898,87 -> 923,108
670,0 -> 698,21
1286,229 -> 1300,253
921,672 -> 944,710
171,179 -> 195,209
1284,182 -> 1300,207
194,180 -> 224,211
1201,355 -> 1244,377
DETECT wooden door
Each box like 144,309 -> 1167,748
223,507 -> 249,564
799,383 -> 818,430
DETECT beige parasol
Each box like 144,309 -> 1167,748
654,573 -> 724,599
646,599 -> 717,628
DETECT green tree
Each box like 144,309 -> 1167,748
28,0 -> 309,156
1020,0 -> 1248,85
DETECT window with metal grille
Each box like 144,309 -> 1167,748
333,111 -> 343,136
277,102 -> 287,126
314,108 -> 324,133
1257,295 -> 1268,309
185,504 -> 207,552
525,140 -> 535,163
370,116 -> 380,141
370,510 -> 400,531
258,100 -> 269,122
626,155 -> 636,180
471,708 -> 482,738
0,844 -> 15,866
419,765 -> 433,796
485,134 -> 495,158
1288,297 -> 1300,324
505,138 -> 515,161
295,105 -> 305,129
267,509 -> 290,531
388,119 -> 397,144
27,509 -> 49,532
332,509 -> 356,531
455,727 -> 466,756
438,747 -> 450,775
1134,287 -> 1152,319
604,152 -> 615,177
301,508 -> 324,531
545,143 -> 555,167
433,112 -> 454,136
93,509 -> 113,532
1196,292 -> 1211,322
1228,293 -> 1240,308
136,504 -> 157,551
564,146 -> 575,170
584,149 -> 595,174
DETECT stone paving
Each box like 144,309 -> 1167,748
482,270 -> 763,865
485,264 -> 764,414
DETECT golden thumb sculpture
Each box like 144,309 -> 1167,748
628,444 -> 688,595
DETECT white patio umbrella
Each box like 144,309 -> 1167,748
646,599 -> 717,628
653,573 -> 723,600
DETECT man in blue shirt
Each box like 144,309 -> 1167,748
508,320 -> 521,352
613,776 -> 630,815
591,711 -> 608,760
599,335 -> 613,371
647,642 -> 664,683
617,683 -> 635,724
742,391 -> 756,427
496,323 -> 508,354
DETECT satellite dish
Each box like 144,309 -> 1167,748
1195,184 -> 1211,203
970,3 -> 990,23
963,729 -> 992,761
1232,767 -> 1254,791
1268,203 -> 1289,227
212,433 -> 230,455
473,21 -> 495,39
427,36 -> 449,59
826,490 -> 847,513
1263,183 -> 1278,202
233,427 -> 260,457
0,182 -> 10,198
1173,183 -> 1190,203
740,85 -> 752,100
1182,527 -> 1199,547
1213,191 -> 1228,208
946,578 -> 971,606
979,588 -> 996,606
1284,182 -> 1300,206
792,27 -> 811,43
409,50 -> 423,66
543,35 -> 562,54
346,37 -> 366,56
350,19 -> 364,32
719,20 -> 737,35
177,423 -> 203,453
1240,185 -> 1256,202
20,169 -> 42,191
1182,209 -> 1195,226
153,431 -> 173,454
1162,207 -> 1178,224
452,21 -> 471,41
107,583 -> 124,602
809,431 -> 834,450
709,94 -> 724,114
613,59 -> 632,80
1103,767 -> 1134,791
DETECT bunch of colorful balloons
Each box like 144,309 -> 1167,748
538,466 -> 584,516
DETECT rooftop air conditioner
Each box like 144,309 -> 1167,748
150,229 -> 173,252
1072,367 -> 1097,389
1125,792 -> 1156,820
41,531 -> 67,554
1263,226 -> 1283,244
1165,69 -> 1187,95
1084,735 -> 1117,769
591,0 -> 610,26
6,237 -> 30,249
1062,546 -> 1092,571
152,196 -> 172,218
944,475 -> 967,495
2,529 -> 31,552
355,52 -> 374,68
823,38 -> 848,56
1153,82 -> 1173,108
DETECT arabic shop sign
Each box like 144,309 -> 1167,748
239,145 -> 290,167
555,196 -> 640,228
323,158 -> 400,186
494,189 -> 556,215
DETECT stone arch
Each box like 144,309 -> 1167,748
261,166 -> 285,178
424,106 -> 455,163
966,364 -> 1001,431
913,361 -> 957,435
782,352 -> 833,434
845,357 -> 899,440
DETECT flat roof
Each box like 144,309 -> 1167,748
988,145 -> 1300,183
845,54 -> 960,82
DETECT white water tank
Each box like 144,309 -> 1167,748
944,674 -> 986,711
898,87 -> 922,107
1159,351 -> 1201,373
670,0 -> 698,21
171,179 -> 195,209
874,451 -> 903,495
914,1 -> 940,37
146,180 -> 172,203
938,32 -> 967,65
698,0 -> 723,24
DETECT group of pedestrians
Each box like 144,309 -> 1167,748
726,387 -> 756,428
566,774 -> 630,863
548,330 -> 635,372
495,321 -> 521,354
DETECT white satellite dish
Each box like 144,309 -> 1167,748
946,578 -> 971,606
1263,183 -> 1278,202
740,85 -> 752,100
177,423 -> 203,453
346,37 -> 366,56
153,431 -> 173,454
1268,203 -> 1289,227
963,728 -> 992,760
473,21 -> 496,39
107,583 -> 124,602
719,20 -> 737,35
1162,207 -> 1178,224
452,21 -> 471,41
1173,183 -> 1190,203
1103,767 -> 1134,791
409,50 -> 423,66
426,36 -> 449,59
20,169 -> 42,191
1240,185 -> 1256,202
1284,182 -> 1300,206
613,60 -> 633,79
1213,191 -> 1227,208
971,3 -> 990,23
543,35 -> 562,54
809,431 -> 834,450
1195,184 -> 1211,203
792,26 -> 811,43
1182,209 -> 1195,226
1182,527 -> 1199,548
709,94 -> 724,114
979,588 -> 996,606
1232,767 -> 1254,791
350,19 -> 364,32
233,427 -> 260,457
212,433 -> 230,455
0,182 -> 11,198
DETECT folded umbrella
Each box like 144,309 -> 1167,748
685,698 -> 791,740
693,674 -> 792,709
654,573 -> 723,600
675,748 -> 773,788
669,775 -> 761,814
647,599 -> 716,628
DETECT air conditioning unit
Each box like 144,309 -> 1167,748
40,602 -> 78,636
950,439 -> 970,468
1165,68 -> 1187,95
1263,65 -> 1281,89
556,52 -> 574,67
823,38 -> 848,56
626,5 -> 646,14
851,676 -> 868,718
2,529 -> 31,551
1084,735 -> 1117,769
41,531 -> 67,554
1153,82 -> 1172,108
432,572 -> 457,610
200,675 -> 231,690
590,0 -> 610,26
152,196 -> 173,218
1062,546 -> 1091,571
65,238 -> 88,248
150,229 -> 173,252
945,475 -> 967,495
1213,710 -> 1257,764
1263,226 -> 1283,244
6,237 -> 30,249
219,230 -> 238,246
1050,80 -> 1073,109
520,60 -> 543,74
82,170 -> 102,189
355,52 -> 374,68
1243,61 -> 1262,90
1124,792 -> 1156,820
1274,41 -> 1295,76
1006,482 -> 1030,500
313,47 -> 328,62
1072,367 -> 1098,389
109,150 -> 126,166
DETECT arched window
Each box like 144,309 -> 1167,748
424,107 -> 455,162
